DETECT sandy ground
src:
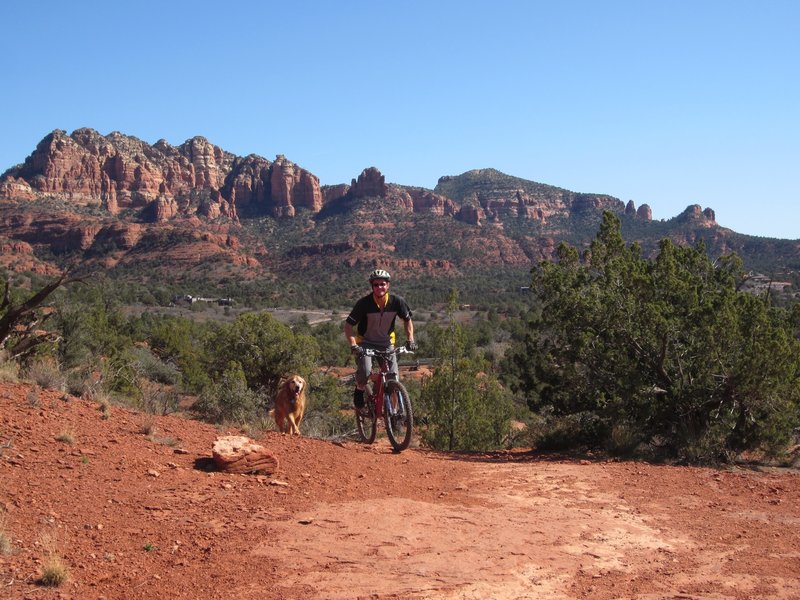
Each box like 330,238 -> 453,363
2,381 -> 800,599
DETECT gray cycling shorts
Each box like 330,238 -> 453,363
355,344 -> 398,387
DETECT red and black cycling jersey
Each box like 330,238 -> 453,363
345,293 -> 412,347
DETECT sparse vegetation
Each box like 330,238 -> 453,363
417,290 -> 516,451
192,361 -> 266,426
1,223 -> 796,462
97,397 -> 112,420
24,358 -> 66,391
139,416 -> 156,436
55,429 -> 75,444
38,534 -> 69,587
40,554 -> 69,586
0,436 -> 12,457
0,513 -> 13,555
0,358 -> 19,382
26,387 -> 40,407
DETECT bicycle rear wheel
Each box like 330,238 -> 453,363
383,380 -> 413,452
356,396 -> 377,444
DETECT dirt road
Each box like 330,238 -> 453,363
2,382 -> 799,599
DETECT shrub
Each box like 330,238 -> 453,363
193,361 -> 266,425
417,290 -> 515,451
299,373 -> 351,439
139,416 -> 156,436
39,554 -> 69,587
38,534 -> 69,587
0,359 -> 19,382
129,346 -> 180,386
527,411 -> 607,452
504,212 -> 800,462
24,359 -> 65,391
137,380 -> 180,416
55,429 -> 75,444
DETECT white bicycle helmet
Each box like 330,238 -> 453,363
368,268 -> 391,282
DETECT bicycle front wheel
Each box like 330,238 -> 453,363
356,397 -> 377,444
383,380 -> 413,452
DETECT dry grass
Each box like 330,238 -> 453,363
97,397 -> 112,420
40,554 -> 69,586
0,513 -> 13,555
24,359 -> 66,392
55,429 -> 75,444
38,533 -> 69,587
149,435 -> 179,447
26,387 -> 40,407
0,359 -> 19,383
139,415 -> 156,436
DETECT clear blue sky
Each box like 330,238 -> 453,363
2,1 -> 798,239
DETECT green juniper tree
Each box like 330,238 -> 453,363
503,212 -> 800,462
419,290 -> 514,451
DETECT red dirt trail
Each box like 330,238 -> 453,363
2,382 -> 800,599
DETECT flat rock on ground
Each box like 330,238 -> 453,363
211,435 -> 278,475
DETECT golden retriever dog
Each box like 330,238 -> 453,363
272,375 -> 307,435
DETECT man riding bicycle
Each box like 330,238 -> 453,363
344,269 -> 417,414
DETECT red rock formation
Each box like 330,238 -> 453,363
224,155 -> 272,212
0,129 -> 322,221
637,204 -> 652,220
152,197 -> 179,222
458,205 -> 485,225
0,177 -> 35,201
679,204 -> 716,227
95,222 -> 144,249
0,237 -> 59,275
322,184 -> 350,204
350,167 -> 387,198
435,169 -> 624,223
403,188 -> 456,216
270,155 -> 322,217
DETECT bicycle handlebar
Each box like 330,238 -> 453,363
358,346 -> 414,358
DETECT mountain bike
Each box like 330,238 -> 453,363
354,346 -> 414,452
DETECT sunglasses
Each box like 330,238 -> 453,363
372,281 -> 389,287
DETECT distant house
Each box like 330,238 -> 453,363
172,294 -> 235,306
741,274 -> 793,295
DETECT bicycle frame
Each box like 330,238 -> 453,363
366,355 -> 394,417
355,346 -> 414,451
360,346 -> 409,405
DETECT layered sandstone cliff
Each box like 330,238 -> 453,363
0,128 -> 745,289
322,167 -> 456,216
0,129 -> 322,221
435,168 -> 645,226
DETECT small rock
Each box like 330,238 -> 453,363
211,435 -> 279,475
